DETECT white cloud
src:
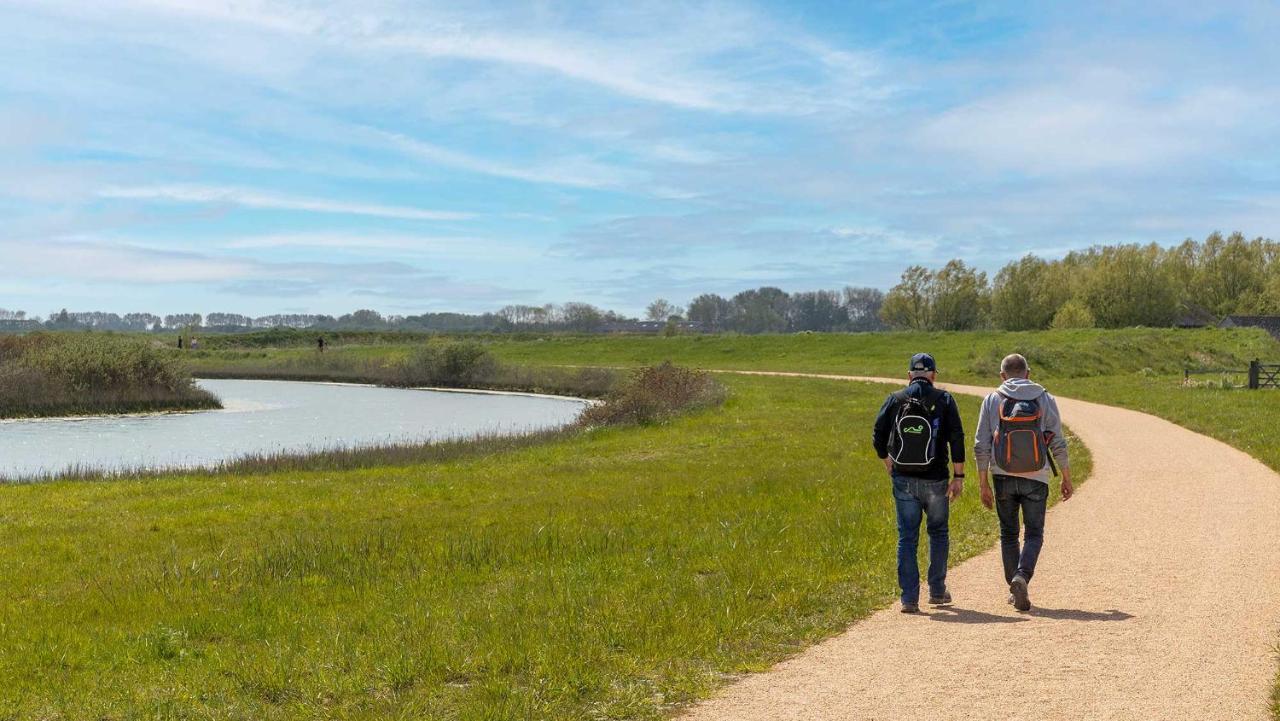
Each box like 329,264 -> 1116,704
2,238 -> 256,283
223,232 -> 541,261
376,129 -> 631,189
97,184 -> 472,221
916,67 -> 1262,174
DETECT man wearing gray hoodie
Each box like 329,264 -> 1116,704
974,353 -> 1073,611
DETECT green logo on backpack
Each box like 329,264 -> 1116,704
902,424 -> 925,434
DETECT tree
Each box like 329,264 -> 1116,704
561,302 -> 605,332
1079,244 -> 1179,327
645,298 -> 683,322
842,287 -> 886,332
1186,231 -> 1268,316
731,287 -> 790,333
990,255 -> 1069,330
930,260 -> 988,330
686,294 -> 734,331
880,266 -> 934,330
789,290 -> 845,331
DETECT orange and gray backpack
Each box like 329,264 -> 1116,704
993,392 -> 1052,474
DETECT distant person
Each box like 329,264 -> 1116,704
974,353 -> 1073,612
873,353 -> 966,614
317,336 -> 325,352
177,336 -> 183,349
189,337 -> 199,350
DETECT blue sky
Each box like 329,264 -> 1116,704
2,1 -> 1278,317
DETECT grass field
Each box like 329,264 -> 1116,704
0,374 -> 1086,719
12,326 -> 1280,718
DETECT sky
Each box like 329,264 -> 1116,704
2,0 -> 1278,317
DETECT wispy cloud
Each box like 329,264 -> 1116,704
97,184 -> 472,221
376,129 -> 631,189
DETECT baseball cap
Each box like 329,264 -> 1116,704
909,353 -> 936,373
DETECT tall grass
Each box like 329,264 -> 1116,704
0,333 -> 220,418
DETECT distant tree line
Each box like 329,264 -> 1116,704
882,231 -> 1279,331
2,232 -> 1273,335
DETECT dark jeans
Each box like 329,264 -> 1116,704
994,475 -> 1048,585
891,475 -> 949,604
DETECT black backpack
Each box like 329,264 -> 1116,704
888,387 -> 945,469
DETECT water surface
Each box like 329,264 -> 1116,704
0,379 -> 586,479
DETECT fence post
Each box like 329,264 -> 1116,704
1249,359 -> 1260,390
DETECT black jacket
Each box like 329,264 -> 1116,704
872,378 -> 965,480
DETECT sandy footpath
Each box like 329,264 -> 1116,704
681,372 -> 1280,721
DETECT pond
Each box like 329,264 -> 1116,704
0,379 -> 587,480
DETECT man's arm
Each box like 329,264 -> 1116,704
1043,393 -> 1073,500
945,393 -> 966,499
872,394 -> 895,474
973,395 -> 996,509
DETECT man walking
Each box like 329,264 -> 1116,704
873,353 -> 966,614
974,353 -> 1073,611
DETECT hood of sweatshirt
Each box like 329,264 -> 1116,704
998,377 -> 1046,400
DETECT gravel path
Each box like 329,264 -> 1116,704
681,372 -> 1280,721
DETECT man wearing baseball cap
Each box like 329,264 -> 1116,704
872,353 -> 967,613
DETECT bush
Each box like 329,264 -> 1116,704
0,333 -> 220,418
578,362 -> 726,426
1051,300 -> 1096,329
399,341 -> 498,386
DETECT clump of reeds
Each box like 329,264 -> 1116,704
578,361 -> 727,426
0,333 -> 220,419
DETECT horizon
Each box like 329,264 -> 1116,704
3,1 -> 1278,317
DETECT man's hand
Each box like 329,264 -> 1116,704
882,457 -> 894,476
1061,477 -> 1074,501
978,482 -> 994,510
947,478 -> 963,501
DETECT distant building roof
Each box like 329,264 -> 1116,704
1219,315 -> 1280,339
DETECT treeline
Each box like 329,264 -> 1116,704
882,232 -> 1278,331
3,232 -> 1273,336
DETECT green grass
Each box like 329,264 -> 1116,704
0,374 -> 1088,719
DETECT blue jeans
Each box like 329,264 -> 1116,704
994,475 -> 1048,585
891,475 -> 949,604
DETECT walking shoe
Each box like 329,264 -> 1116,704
928,590 -> 952,605
900,601 -> 920,614
1009,575 -> 1031,611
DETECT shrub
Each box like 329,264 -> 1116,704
398,341 -> 498,386
1051,300 -> 1096,329
578,362 -> 726,426
0,333 -> 220,418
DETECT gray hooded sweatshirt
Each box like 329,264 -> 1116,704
973,377 -> 1069,484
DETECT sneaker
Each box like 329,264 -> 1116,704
1010,575 -> 1031,611
928,590 -> 952,605
901,601 -> 920,614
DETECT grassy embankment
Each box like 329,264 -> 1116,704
0,333 -> 220,419
0,368 -> 1086,719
